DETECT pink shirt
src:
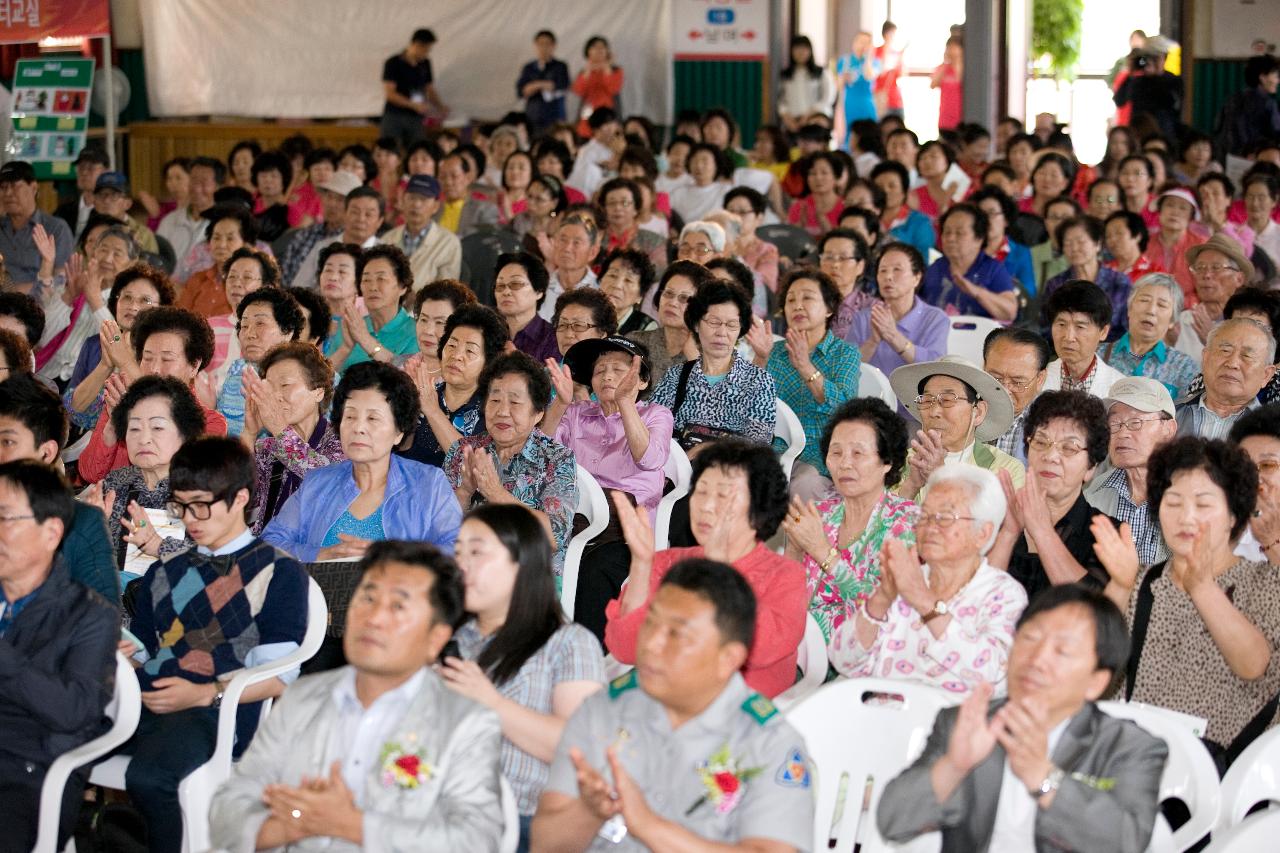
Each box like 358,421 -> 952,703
604,543 -> 808,698
553,401 -> 674,517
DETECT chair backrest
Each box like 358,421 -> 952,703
858,363 -> 898,410
461,227 -> 520,306
654,439 -> 692,551
35,652 -> 142,853
499,775 -> 520,853
946,315 -> 1003,365
560,464 -> 610,620
787,677 -> 956,853
1217,725 -> 1280,833
1097,701 -> 1223,853
1203,808 -> 1280,852
758,223 -> 818,265
775,398 -> 806,482
774,613 -> 828,711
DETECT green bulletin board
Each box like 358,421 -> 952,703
9,57 -> 94,180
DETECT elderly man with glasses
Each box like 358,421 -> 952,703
983,328 -> 1052,465
1175,316 -> 1277,439
1172,232 -> 1254,362
1084,377 -> 1179,566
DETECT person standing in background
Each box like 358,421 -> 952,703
380,29 -> 449,150
932,36 -> 964,132
836,31 -> 879,148
874,22 -> 905,119
571,36 -> 624,140
517,30 -> 571,135
778,35 -> 835,133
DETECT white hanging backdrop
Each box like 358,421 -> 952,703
139,0 -> 672,122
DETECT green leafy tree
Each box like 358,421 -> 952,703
1033,0 -> 1084,78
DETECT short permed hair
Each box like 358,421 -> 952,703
107,264 -> 176,319
552,287 -> 618,336
357,244 -> 413,296
440,304 -> 510,363
652,259 -> 715,307
1148,436 -> 1258,542
684,279 -> 752,341
778,267 -> 843,330
285,286 -> 331,342
479,350 -> 552,413
1022,390 -> 1110,468
601,248 -> 656,304
258,340 -> 336,411
0,292 -> 44,346
690,438 -> 789,540
131,306 -> 215,372
331,360 -> 420,441
819,397 -> 910,487
221,246 -> 281,289
111,375 -> 206,446
412,279 -> 476,316
0,329 -> 31,378
236,287 -> 305,341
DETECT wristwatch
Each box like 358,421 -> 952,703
1032,765 -> 1065,797
921,599 -> 950,623
211,684 -> 226,709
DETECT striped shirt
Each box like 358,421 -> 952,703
453,620 -> 605,815
650,353 -> 778,446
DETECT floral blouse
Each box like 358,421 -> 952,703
443,430 -> 577,575
803,491 -> 919,642
249,418 -> 346,533
827,559 -> 1028,697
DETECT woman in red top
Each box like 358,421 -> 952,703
787,151 -> 846,237
1104,210 -> 1163,282
909,140 -> 957,226
931,38 -> 963,131
571,36 -> 623,140
604,439 -> 807,699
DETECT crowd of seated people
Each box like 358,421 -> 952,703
4,32 -> 1280,853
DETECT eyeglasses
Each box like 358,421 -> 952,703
987,370 -> 1038,391
1254,458 -> 1280,476
819,253 -> 858,263
1027,435 -> 1087,457
917,511 -> 976,528
225,273 -> 262,285
555,321 -> 597,334
678,243 -> 715,257
493,280 -> 529,294
1108,415 -> 1165,433
1191,263 -> 1240,276
167,500 -> 217,522
915,391 -> 973,409
700,318 -> 741,333
661,290 -> 695,304
604,199 -> 634,209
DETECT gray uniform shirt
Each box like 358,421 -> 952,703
545,671 -> 815,851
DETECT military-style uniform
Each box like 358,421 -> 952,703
545,671 -> 815,851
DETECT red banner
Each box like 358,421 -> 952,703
0,0 -> 109,45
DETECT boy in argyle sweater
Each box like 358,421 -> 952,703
119,436 -> 310,853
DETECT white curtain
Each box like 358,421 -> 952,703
139,0 -> 672,123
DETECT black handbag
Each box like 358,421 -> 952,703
670,360 -> 742,451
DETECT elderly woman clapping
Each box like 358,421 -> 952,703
827,464 -> 1029,697
1099,272 -> 1199,400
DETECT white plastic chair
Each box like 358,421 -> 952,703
499,775 -> 519,853
90,578 -> 329,853
946,315 -> 1003,364
1203,808 -> 1280,852
34,653 -> 142,853
774,613 -> 827,711
654,439 -> 691,552
1216,725 -> 1280,834
560,464 -> 610,621
1098,701 -> 1223,853
858,363 -> 898,410
787,677 -> 956,853
775,398 -> 806,482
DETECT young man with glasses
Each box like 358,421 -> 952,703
118,436 -> 310,853
1084,377 -> 1178,566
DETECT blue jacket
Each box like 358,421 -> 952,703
888,209 -> 936,259
262,455 -> 462,562
61,502 -> 120,605
1001,239 -> 1037,296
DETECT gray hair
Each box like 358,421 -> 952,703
1128,272 -> 1183,316
679,220 -> 727,253
1207,316 -> 1278,364
95,224 -> 140,261
924,463 -> 1007,554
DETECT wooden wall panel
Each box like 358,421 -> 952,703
125,122 -> 381,198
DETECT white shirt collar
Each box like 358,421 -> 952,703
198,527 -> 256,557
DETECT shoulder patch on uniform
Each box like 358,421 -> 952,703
775,747 -> 811,788
741,692 -> 778,725
608,669 -> 638,699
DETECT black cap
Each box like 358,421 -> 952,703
563,335 -> 652,387
0,161 -> 36,184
